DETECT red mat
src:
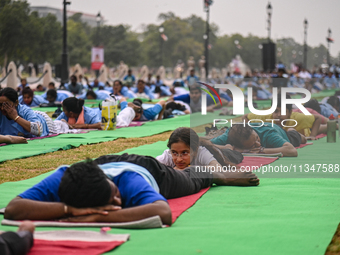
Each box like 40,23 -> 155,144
237,156 -> 279,170
29,240 -> 125,255
168,188 -> 210,224
27,230 -> 129,255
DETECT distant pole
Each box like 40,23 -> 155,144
61,0 -> 71,84
159,26 -> 164,66
95,12 -> 101,78
303,19 -> 308,69
267,2 -> 272,43
204,2 -> 210,79
327,28 -> 332,65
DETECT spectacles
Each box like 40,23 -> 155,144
168,150 -> 190,158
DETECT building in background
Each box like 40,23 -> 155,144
30,6 -> 104,27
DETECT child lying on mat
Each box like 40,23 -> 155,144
242,94 -> 323,140
211,124 -> 300,157
5,160 -> 172,225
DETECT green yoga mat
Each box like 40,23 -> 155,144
0,115 -> 190,163
0,136 -> 340,254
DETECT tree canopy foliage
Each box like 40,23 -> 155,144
0,1 -> 337,70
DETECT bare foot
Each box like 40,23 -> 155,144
8,136 -> 27,144
214,171 -> 260,186
18,221 -> 35,233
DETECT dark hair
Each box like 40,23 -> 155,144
70,75 -> 77,81
62,97 -> 84,114
0,87 -> 18,102
58,160 -> 112,208
334,91 -> 340,96
303,99 -> 321,113
46,89 -> 57,100
86,90 -> 97,99
189,85 -> 201,93
113,80 -> 122,86
132,98 -> 143,107
154,86 -> 161,93
22,87 -> 34,98
327,96 -> 340,108
167,127 -> 199,153
48,82 -> 55,87
276,93 -> 292,112
36,84 -> 43,89
166,102 -> 186,111
137,79 -> 145,84
228,125 -> 254,149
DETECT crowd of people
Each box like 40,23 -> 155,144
0,63 -> 339,251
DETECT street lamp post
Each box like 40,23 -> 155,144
61,0 -> 71,84
327,28 -> 332,65
159,26 -> 164,66
95,12 -> 101,78
267,2 -> 272,43
204,1 -> 210,79
303,19 -> 308,69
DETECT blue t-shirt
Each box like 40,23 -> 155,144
19,163 -> 166,208
56,106 -> 101,124
42,91 -> 72,102
18,95 -> 48,107
320,103 -> 339,118
210,123 -> 290,148
121,101 -> 163,121
0,104 -> 49,137
131,87 -> 154,100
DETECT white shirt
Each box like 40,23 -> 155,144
156,146 -> 215,168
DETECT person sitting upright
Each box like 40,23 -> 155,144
56,97 -> 101,130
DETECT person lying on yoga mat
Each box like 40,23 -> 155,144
18,87 -> 48,107
4,160 -> 172,226
156,127 -> 243,170
0,88 -> 50,138
56,97 -> 102,130
211,124 -> 299,157
0,135 -> 27,144
121,98 -> 166,121
242,94 -> 323,140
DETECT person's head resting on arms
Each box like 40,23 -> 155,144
86,90 -> 97,100
0,87 -> 19,117
167,127 -> 199,170
58,159 -> 121,208
131,98 -> 143,121
228,125 -> 261,151
62,97 -> 84,120
22,87 -> 34,106
46,89 -> 57,103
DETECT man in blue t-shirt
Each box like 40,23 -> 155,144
4,160 -> 172,225
210,123 -> 298,157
